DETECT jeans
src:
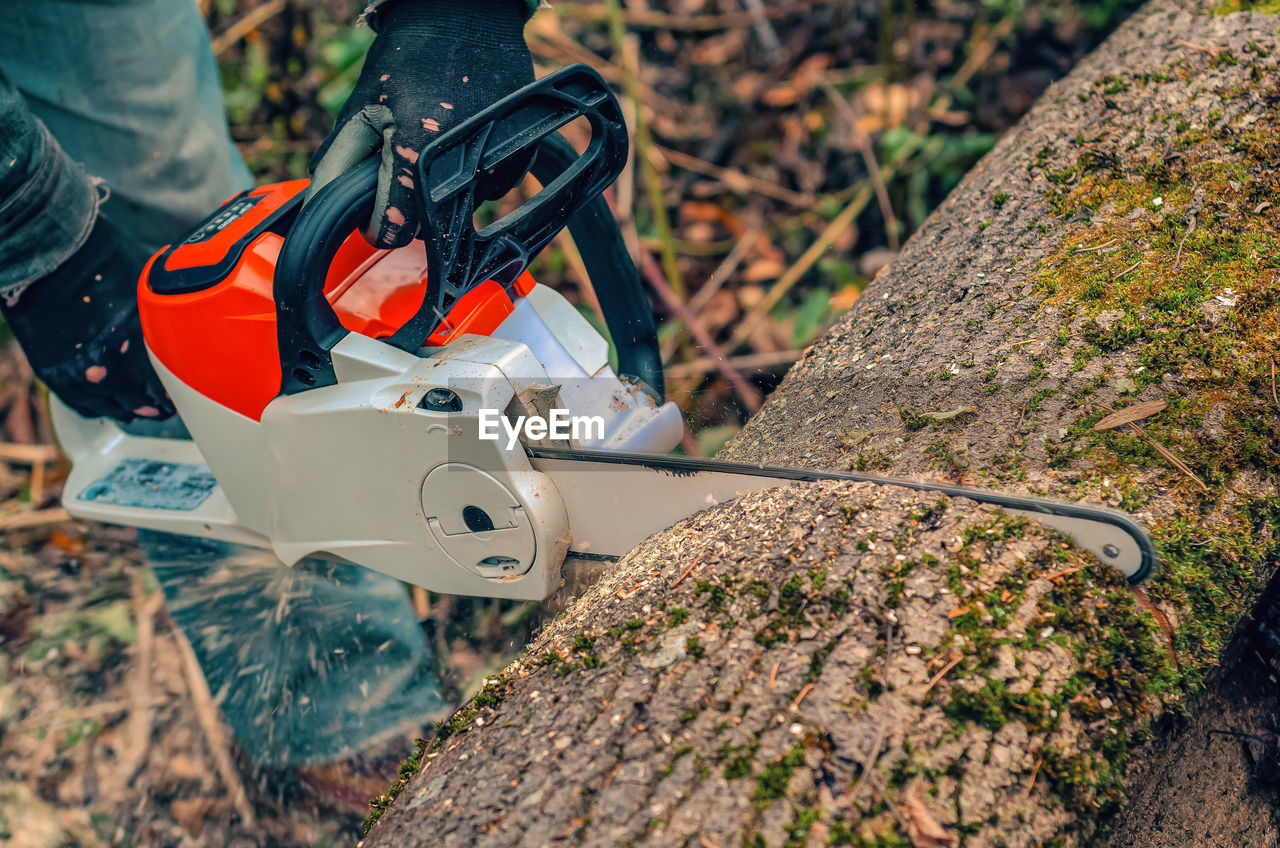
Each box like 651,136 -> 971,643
0,0 -> 445,764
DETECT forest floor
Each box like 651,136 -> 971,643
0,344 -> 369,846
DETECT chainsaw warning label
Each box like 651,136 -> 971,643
78,459 -> 218,511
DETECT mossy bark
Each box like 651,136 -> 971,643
362,2 -> 1280,845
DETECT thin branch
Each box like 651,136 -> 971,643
556,0 -> 827,31
661,226 -> 760,362
211,0 -> 286,57
728,183 -> 877,351
820,81 -> 900,251
1071,237 -> 1119,255
1171,212 -> 1197,273
790,682 -> 816,710
665,350 -> 802,380
1097,403 -> 1208,491
1114,260 -> 1141,280
1024,759 -> 1043,797
656,146 -> 814,207
603,0 -> 685,298
174,630 -> 255,825
923,652 -> 964,694
527,26 -> 679,116
0,507 -> 70,531
848,725 -> 886,806
741,0 -> 782,57
639,252 -> 762,413
687,228 -> 761,315
1173,38 -> 1225,55
0,442 -> 58,464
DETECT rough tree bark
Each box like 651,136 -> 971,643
361,2 -> 1280,845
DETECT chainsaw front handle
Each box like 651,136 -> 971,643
274,157 -> 379,394
273,63 -> 657,397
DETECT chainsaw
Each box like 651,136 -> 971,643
49,64 -> 1157,601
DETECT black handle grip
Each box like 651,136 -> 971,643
274,156 -> 378,394
385,64 -> 629,352
272,63 -> 662,399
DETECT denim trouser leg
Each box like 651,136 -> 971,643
0,1 -> 448,765
0,0 -> 253,251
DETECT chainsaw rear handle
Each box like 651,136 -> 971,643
274,63 -> 662,396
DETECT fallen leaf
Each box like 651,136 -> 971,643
922,406 -> 978,422
1092,400 -> 1167,431
47,530 -> 84,556
900,782 -> 956,847
171,797 -> 225,834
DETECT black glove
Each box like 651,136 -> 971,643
310,0 -> 535,248
1,215 -> 174,423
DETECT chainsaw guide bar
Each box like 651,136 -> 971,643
528,446 -> 1158,584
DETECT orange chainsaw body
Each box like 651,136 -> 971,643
137,179 -> 534,422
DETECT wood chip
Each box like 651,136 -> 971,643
923,653 -> 964,694
671,561 -> 699,588
790,682 -> 815,710
1024,758 -> 1044,797
1092,400 -> 1167,431
899,781 -> 956,847
1173,38 -> 1224,54
0,442 -> 58,464
922,406 -> 977,422
0,507 -> 71,531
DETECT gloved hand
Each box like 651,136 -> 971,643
0,215 -> 174,422
310,0 -> 535,248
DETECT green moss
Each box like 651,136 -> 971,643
722,741 -> 760,780
754,744 -> 806,801
659,745 -> 693,778
806,637 -> 840,684
943,678 -> 1059,734
1024,79 -> 1280,711
784,808 -> 822,848
899,407 -> 931,432
1096,74 -> 1129,95
853,448 -> 894,471
925,439 -> 968,476
361,736 -> 429,834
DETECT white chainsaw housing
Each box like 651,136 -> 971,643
53,285 -> 683,600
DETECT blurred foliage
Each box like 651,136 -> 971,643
209,0 -> 1143,444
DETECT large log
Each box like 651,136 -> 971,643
362,1 -> 1280,844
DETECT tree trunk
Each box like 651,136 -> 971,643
362,1 -> 1280,844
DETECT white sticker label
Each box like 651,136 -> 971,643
79,459 -> 217,511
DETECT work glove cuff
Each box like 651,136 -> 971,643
361,0 -> 536,34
